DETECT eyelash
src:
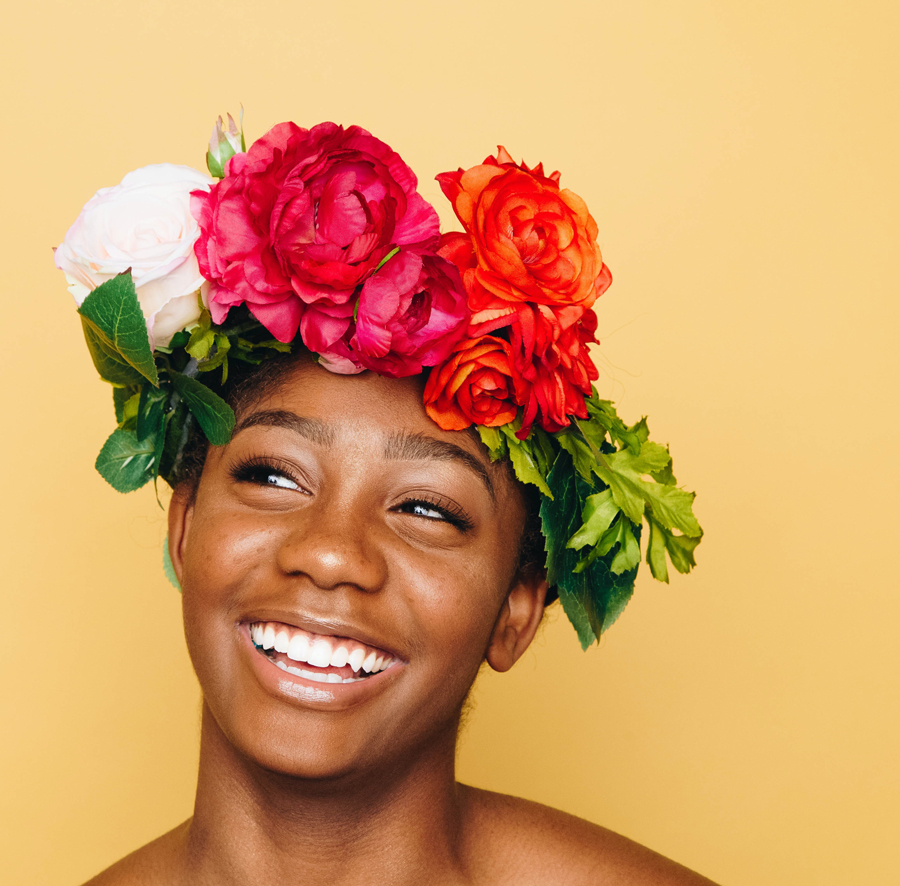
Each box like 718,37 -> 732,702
230,457 -> 473,531
230,456 -> 304,490
395,495 -> 474,532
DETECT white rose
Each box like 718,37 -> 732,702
55,163 -> 214,349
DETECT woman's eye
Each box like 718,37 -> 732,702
231,461 -> 302,491
397,498 -> 473,532
408,502 -> 445,520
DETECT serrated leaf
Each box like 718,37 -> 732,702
541,452 -> 638,647
476,425 -> 505,459
77,272 -> 158,386
594,445 -> 700,537
610,518 -> 641,574
162,536 -> 181,591
82,321 -> 148,386
647,515 -> 702,580
556,429 -> 597,481
567,488 -> 618,550
505,436 -> 552,497
169,372 -> 235,445
647,517 -> 671,582
94,428 -> 156,493
665,529 -> 702,573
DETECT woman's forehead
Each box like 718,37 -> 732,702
242,362 -> 462,447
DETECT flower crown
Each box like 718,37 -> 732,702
55,111 -> 702,648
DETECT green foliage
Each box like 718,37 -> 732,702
94,428 -> 156,493
169,372 -> 235,446
77,272 -> 158,386
540,451 -> 640,648
475,396 -> 704,647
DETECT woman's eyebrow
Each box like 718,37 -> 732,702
384,432 -> 495,500
233,410 -> 336,446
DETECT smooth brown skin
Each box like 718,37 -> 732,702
84,363 -> 717,886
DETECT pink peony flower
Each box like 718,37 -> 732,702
191,121 -> 440,343
350,250 -> 470,377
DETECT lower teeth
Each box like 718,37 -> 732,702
268,655 -> 366,684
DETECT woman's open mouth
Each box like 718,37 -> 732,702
249,621 -> 396,685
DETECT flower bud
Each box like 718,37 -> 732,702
206,108 -> 245,178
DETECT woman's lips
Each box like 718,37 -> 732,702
248,620 -> 397,685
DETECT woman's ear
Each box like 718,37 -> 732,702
167,487 -> 195,586
485,570 -> 549,673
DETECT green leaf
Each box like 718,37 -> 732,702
505,436 -> 552,497
77,272 -> 159,386
94,428 -> 156,493
196,333 -> 231,379
556,428 -> 598,482
136,385 -> 169,442
113,385 -> 139,423
646,515 -> 702,581
82,321 -> 148,386
159,402 -> 190,484
610,518 -> 641,574
541,452 -> 639,647
186,310 -> 215,361
162,536 -> 181,591
169,372 -> 235,445
594,444 -> 700,536
114,390 -> 140,431
476,425 -> 506,460
567,488 -> 619,550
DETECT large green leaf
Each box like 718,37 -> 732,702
594,444 -> 701,537
540,452 -> 639,648
94,428 -> 156,493
169,372 -> 235,445
82,321 -> 147,386
78,272 -> 159,386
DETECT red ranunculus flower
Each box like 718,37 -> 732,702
191,121 -> 440,342
424,336 -> 519,431
351,250 -> 470,377
436,148 -> 609,311
511,305 -> 600,436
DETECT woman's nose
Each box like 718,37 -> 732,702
274,496 -> 388,594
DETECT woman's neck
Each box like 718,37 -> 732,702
183,704 -> 471,886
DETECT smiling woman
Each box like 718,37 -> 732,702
59,113 -> 711,886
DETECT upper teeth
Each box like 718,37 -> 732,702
249,621 -> 394,675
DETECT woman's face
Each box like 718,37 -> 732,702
169,361 -> 545,780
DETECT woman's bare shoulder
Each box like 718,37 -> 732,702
461,786 -> 718,886
79,820 -> 189,886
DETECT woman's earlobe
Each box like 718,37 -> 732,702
485,572 -> 549,673
167,488 -> 195,585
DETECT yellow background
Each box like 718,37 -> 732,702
2,1 -> 898,883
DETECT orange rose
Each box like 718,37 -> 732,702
423,336 -> 519,431
436,148 -> 608,310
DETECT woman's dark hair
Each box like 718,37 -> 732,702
175,350 -> 550,599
